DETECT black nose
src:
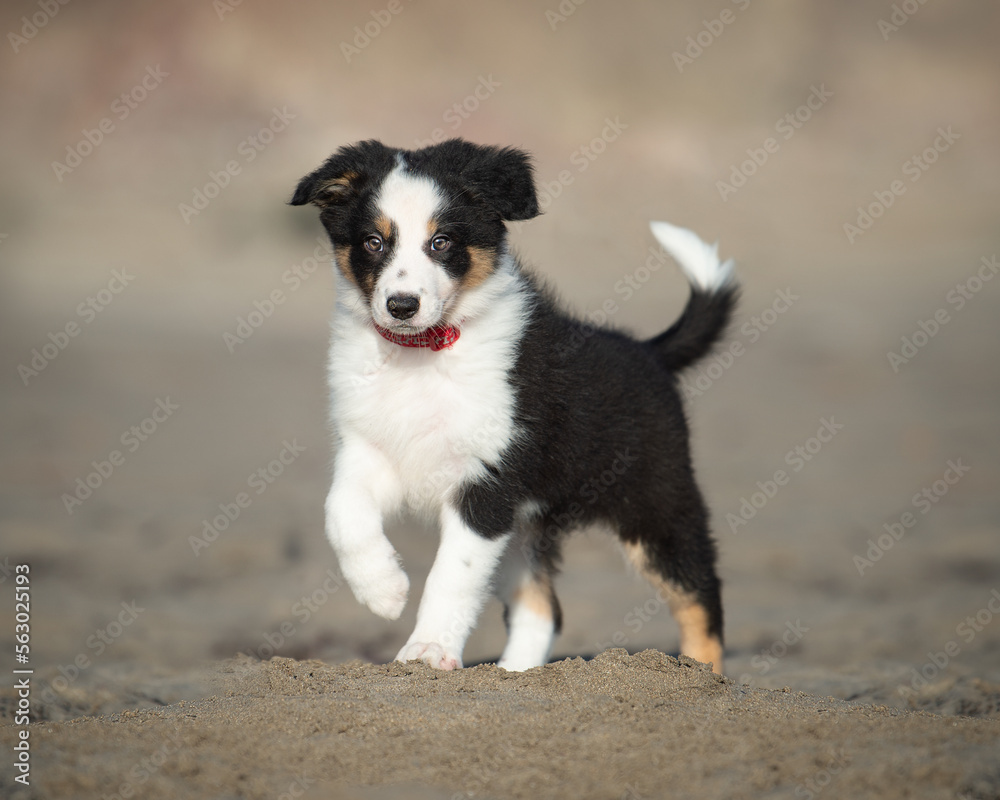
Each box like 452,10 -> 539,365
387,294 -> 420,320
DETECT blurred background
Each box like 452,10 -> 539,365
1,1 -> 998,718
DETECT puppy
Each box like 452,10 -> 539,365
291,139 -> 736,673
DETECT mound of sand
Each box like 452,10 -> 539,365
3,650 -> 997,799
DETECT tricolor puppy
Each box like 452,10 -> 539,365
291,139 -> 737,674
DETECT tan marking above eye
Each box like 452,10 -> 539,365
374,214 -> 392,239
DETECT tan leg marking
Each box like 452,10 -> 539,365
621,542 -> 723,674
508,571 -> 555,620
671,602 -> 723,674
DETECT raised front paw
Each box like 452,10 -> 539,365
395,641 -> 462,671
345,555 -> 410,620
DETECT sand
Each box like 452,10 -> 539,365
4,651 -> 999,799
2,2 -> 999,799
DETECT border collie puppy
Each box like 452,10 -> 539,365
291,139 -> 737,674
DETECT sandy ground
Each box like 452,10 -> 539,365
3,652 -> 1000,800
1,2 -> 999,798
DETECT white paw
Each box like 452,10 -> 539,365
496,655 -> 543,672
345,556 -> 410,620
395,641 -> 462,671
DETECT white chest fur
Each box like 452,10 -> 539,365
327,270 -> 527,514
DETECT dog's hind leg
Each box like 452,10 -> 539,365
494,532 -> 562,671
621,533 -> 724,675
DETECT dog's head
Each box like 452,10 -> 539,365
291,139 -> 539,333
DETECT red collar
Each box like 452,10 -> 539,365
374,322 -> 460,351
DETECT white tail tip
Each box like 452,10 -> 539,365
649,220 -> 735,292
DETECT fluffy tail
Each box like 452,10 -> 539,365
646,221 -> 738,372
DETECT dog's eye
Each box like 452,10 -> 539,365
364,235 -> 383,253
430,235 -> 451,252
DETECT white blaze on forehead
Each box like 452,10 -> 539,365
372,163 -> 454,329
376,164 -> 445,254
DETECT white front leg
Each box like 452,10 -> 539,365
325,436 -> 409,620
396,505 -> 511,670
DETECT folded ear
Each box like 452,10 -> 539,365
289,171 -> 358,207
289,139 -> 394,208
412,139 -> 540,222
